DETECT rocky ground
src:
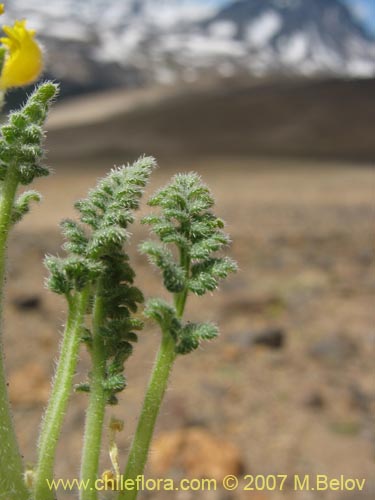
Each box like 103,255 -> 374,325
3,159 -> 374,499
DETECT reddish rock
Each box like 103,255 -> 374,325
150,427 -> 244,480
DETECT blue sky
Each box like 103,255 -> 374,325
343,0 -> 375,34
204,0 -> 375,35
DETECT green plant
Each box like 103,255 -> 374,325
0,8 -> 237,500
119,173 -> 237,500
33,158 -> 156,500
0,134 -> 236,500
0,82 -> 58,500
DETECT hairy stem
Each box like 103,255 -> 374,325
118,331 -> 176,500
0,165 -> 29,500
119,245 -> 189,500
79,290 -> 107,500
33,288 -> 90,500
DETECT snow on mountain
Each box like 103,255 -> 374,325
2,0 -> 374,93
200,0 -> 375,76
246,12 -> 283,47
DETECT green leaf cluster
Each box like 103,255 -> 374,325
141,173 -> 237,354
46,156 -> 156,403
0,82 -> 58,186
144,298 -> 218,355
0,83 -> 58,226
141,173 -> 237,296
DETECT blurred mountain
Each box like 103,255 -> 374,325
4,0 -> 375,96
202,0 -> 375,76
46,78 -> 375,163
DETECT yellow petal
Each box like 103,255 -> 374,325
0,5 -> 4,16
0,20 -> 43,89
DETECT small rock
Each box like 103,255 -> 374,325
150,428 -> 244,480
9,362 -> 50,406
309,335 -> 358,364
304,391 -> 325,410
348,384 -> 371,413
357,249 -> 373,267
229,328 -> 286,350
12,294 -> 41,311
252,328 -> 285,349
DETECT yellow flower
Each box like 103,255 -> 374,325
0,5 -> 4,16
0,19 -> 43,89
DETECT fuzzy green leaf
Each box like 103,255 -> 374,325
175,322 -> 219,355
11,190 -> 41,224
140,241 -> 185,293
0,82 -> 59,185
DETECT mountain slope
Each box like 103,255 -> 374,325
46,78 -> 375,163
200,0 -> 375,76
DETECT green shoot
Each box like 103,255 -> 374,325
119,173 -> 237,500
0,82 -> 58,500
